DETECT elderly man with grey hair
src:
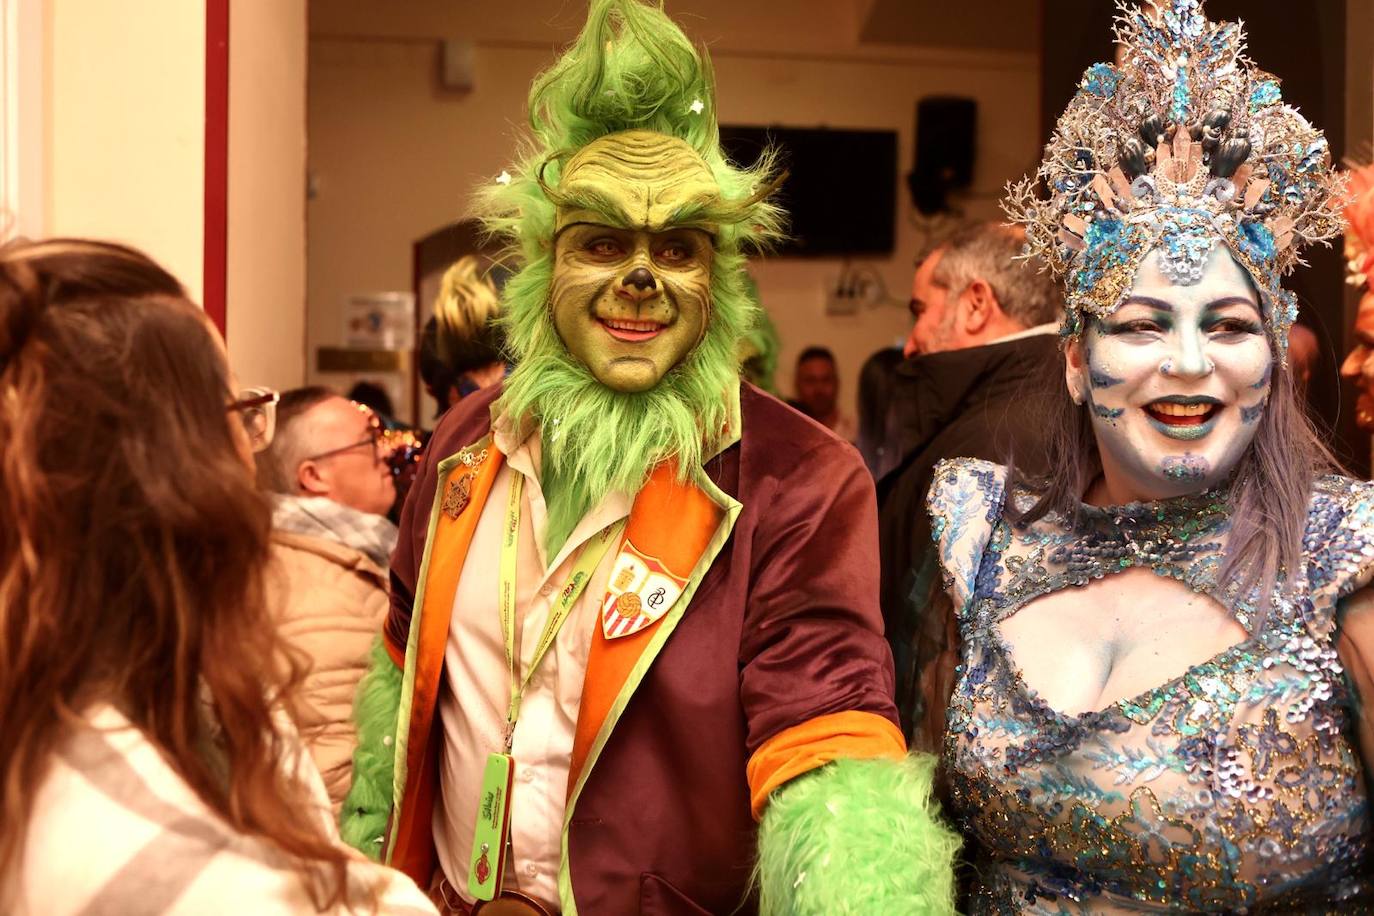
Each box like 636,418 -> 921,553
257,387 -> 400,811
876,221 -> 1063,741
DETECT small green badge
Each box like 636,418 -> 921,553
468,752 -> 515,901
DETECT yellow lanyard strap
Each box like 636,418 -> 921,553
498,472 -> 624,751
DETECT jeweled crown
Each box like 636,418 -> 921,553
1004,0 -> 1346,359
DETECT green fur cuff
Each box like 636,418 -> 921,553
339,638 -> 403,859
756,754 -> 961,915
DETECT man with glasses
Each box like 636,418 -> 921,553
262,387 -> 397,517
256,386 -> 400,811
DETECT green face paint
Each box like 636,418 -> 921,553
555,130 -> 722,234
549,131 -> 719,393
481,0 -> 787,556
551,223 -> 712,392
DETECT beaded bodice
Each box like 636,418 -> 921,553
929,458 -> 1374,913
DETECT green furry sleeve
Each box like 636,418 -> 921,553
755,754 -> 961,915
339,637 -> 403,859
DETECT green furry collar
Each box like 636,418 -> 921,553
489,382 -> 743,469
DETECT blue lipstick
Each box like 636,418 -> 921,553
1144,396 -> 1222,441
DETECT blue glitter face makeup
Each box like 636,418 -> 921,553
1089,366 -> 1124,389
960,0 -> 1361,905
1068,246 -> 1272,500
1160,453 -> 1210,480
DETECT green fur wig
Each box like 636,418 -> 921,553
739,276 -> 781,394
477,0 -> 785,555
756,754 -> 962,914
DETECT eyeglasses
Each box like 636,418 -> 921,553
301,403 -> 425,476
304,406 -> 385,464
227,387 -> 280,453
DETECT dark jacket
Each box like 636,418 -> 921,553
876,332 -> 1059,738
384,381 -> 901,915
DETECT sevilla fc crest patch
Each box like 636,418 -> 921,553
600,541 -> 687,639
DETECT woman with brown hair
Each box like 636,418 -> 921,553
0,238 -> 434,914
918,2 -> 1373,910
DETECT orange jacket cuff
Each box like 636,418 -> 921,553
745,710 -> 907,820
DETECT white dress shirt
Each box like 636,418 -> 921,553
433,421 -> 629,906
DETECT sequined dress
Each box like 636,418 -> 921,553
928,458 -> 1374,912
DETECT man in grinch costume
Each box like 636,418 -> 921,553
341,2 -> 958,913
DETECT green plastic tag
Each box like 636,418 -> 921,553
467,752 -> 514,902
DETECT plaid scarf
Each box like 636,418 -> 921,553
271,495 -> 398,569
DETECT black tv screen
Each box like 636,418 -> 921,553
719,126 -> 897,256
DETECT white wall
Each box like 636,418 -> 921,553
35,0 -> 308,393
226,0 -> 308,392
44,0 -> 206,301
306,5 -> 1041,421
1,0 -> 45,240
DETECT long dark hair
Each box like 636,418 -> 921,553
1009,344 -> 1338,624
856,346 -> 904,477
0,239 -> 361,907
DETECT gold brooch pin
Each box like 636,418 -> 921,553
443,473 -> 473,519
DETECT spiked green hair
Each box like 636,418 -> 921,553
477,0 -> 786,553
739,277 -> 781,394
478,0 -> 784,265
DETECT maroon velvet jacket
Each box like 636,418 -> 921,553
387,382 -> 899,915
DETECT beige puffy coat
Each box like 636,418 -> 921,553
267,530 -> 388,813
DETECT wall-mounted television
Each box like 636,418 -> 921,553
719,125 -> 897,256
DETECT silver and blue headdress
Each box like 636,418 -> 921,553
1004,0 -> 1345,359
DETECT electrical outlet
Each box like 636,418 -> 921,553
857,276 -> 879,305
825,282 -> 858,316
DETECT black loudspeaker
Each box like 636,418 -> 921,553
908,96 -> 977,215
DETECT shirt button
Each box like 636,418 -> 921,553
521,767 -> 536,783
524,863 -> 538,878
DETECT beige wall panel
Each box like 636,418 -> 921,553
45,0 -> 205,302
226,0 -> 308,391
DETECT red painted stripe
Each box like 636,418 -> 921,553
203,0 -> 229,335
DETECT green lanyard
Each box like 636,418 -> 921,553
498,472 -> 623,752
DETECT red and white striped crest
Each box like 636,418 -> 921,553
599,540 -> 687,639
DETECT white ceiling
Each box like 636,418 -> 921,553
310,0 -> 1041,57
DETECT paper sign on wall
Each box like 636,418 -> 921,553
345,292 -> 415,350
